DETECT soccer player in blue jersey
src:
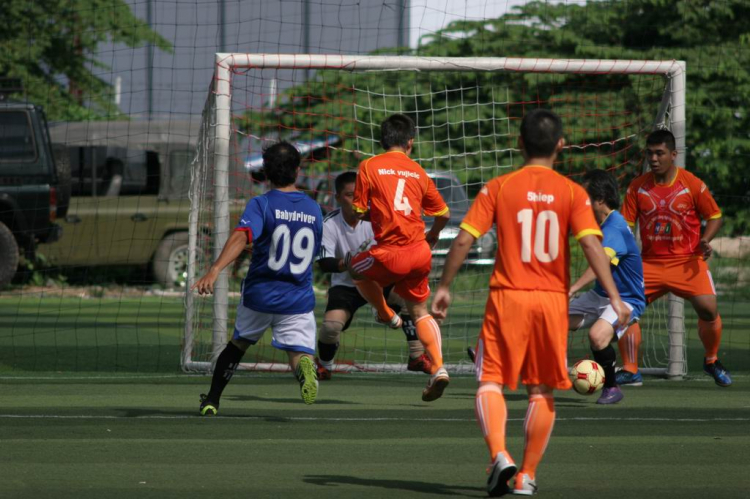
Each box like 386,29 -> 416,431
192,142 -> 323,414
568,169 -> 646,405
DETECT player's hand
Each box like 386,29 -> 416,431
610,298 -> 632,329
431,286 -> 452,322
699,239 -> 713,260
425,231 -> 440,249
191,269 -> 219,295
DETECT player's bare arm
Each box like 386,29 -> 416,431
431,229 -> 474,321
569,266 -> 596,297
578,234 -> 631,327
699,217 -> 722,259
425,211 -> 450,248
192,230 -> 249,295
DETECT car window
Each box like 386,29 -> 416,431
433,176 -> 469,212
168,149 -> 192,199
0,111 -> 37,162
67,146 -> 156,197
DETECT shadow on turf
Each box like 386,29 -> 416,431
227,394 -> 359,405
304,475 -> 484,496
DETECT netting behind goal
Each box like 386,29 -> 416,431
184,54 -> 687,376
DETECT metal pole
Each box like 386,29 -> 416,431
146,0 -> 153,119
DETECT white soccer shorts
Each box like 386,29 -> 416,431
568,289 -> 636,339
232,304 -> 316,355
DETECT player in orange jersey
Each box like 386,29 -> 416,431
617,129 -> 731,387
348,114 -> 452,402
432,109 -> 630,496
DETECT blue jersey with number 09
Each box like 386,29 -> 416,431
236,190 -> 322,314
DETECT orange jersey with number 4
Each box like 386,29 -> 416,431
460,166 -> 601,294
353,151 -> 449,247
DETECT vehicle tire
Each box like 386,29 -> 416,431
153,232 -> 190,288
52,145 -> 72,218
0,221 -> 19,289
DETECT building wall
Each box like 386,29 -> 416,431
98,0 -> 409,118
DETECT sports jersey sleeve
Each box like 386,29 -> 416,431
236,197 -> 266,243
570,183 -> 602,241
352,159 -> 370,215
422,177 -> 449,216
601,225 -> 626,266
621,181 -> 638,227
318,218 -> 338,260
460,181 -> 498,238
691,176 -> 722,221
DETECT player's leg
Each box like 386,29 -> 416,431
200,304 -> 270,415
689,293 -> 732,386
515,291 -> 570,495
386,289 -> 430,372
589,318 -> 623,405
317,309 -> 348,380
478,380 -> 517,497
271,311 -> 319,404
514,384 -> 552,496
349,251 -> 401,328
474,296 -> 523,497
405,299 -> 450,401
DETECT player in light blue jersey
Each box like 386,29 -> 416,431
192,142 -> 323,414
569,169 -> 645,405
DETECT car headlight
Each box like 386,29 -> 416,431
476,230 -> 496,259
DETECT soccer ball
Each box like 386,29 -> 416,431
571,359 -> 605,395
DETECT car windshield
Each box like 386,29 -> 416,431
433,176 -> 469,212
0,111 -> 37,162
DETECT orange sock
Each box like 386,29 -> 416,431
519,394 -> 555,479
415,315 -> 443,373
618,322 -> 641,373
475,383 -> 508,462
354,280 -> 395,323
699,316 -> 722,363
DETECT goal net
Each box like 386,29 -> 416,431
184,54 -> 687,378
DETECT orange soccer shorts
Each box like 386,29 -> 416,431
475,289 -> 571,391
350,240 -> 432,303
643,256 -> 716,303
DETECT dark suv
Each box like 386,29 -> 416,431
0,92 -> 69,288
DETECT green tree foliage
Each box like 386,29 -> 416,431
240,0 -> 749,231
0,0 -> 171,120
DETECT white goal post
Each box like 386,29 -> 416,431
183,54 -> 687,378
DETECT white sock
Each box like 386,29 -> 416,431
318,358 -> 334,370
408,340 -> 424,359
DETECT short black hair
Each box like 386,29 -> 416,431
263,141 -> 301,187
380,114 -> 415,150
582,169 -> 620,210
334,171 -> 357,194
646,129 -> 676,152
520,109 -> 564,158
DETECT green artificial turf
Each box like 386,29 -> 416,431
0,374 -> 748,498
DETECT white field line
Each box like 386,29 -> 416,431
0,414 -> 748,423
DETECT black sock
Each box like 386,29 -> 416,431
207,342 -> 245,402
317,340 -> 339,362
592,345 -> 617,388
401,315 -> 417,341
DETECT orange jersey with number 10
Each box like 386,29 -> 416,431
460,166 -> 601,294
353,151 -> 449,247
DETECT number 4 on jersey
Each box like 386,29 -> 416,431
393,178 -> 412,216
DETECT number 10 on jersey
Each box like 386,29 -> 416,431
517,209 -> 559,263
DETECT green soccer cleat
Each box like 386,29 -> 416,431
199,393 -> 218,416
296,356 -> 319,405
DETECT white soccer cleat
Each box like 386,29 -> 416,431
513,473 -> 537,496
487,452 -> 517,497
421,366 -> 450,402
